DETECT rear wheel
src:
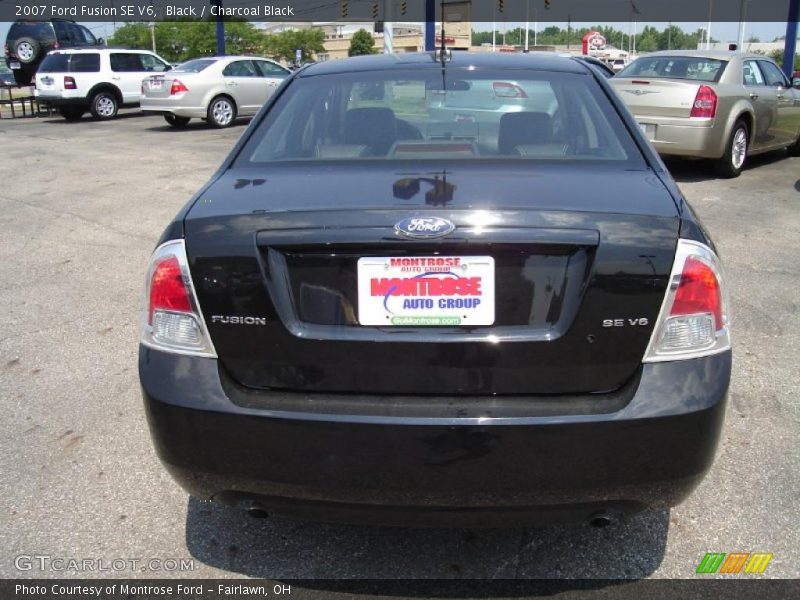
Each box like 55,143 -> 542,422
714,120 -> 748,178
59,107 -> 85,121
207,96 -> 236,128
14,38 -> 40,65
12,69 -> 32,86
164,114 -> 191,128
89,91 -> 118,120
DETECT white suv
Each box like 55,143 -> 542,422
35,48 -> 171,120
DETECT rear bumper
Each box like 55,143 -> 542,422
140,97 -> 207,119
634,115 -> 727,159
140,347 -> 731,527
34,93 -> 88,108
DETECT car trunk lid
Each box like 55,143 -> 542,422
612,78 -> 708,118
184,164 -> 679,396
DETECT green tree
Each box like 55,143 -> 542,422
107,22 -> 152,50
348,29 -> 376,57
109,20 -> 264,63
263,29 -> 325,63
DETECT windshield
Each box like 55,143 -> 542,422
236,68 -> 642,164
172,59 -> 218,73
618,56 -> 728,82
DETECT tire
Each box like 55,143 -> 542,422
714,120 -> 749,178
12,69 -> 32,86
207,95 -> 236,128
59,107 -> 85,121
89,91 -> 118,120
14,37 -> 40,65
164,114 -> 191,128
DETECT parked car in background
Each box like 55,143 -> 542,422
608,58 -> 628,73
0,63 -> 15,86
140,56 -> 291,128
140,52 -> 732,528
4,19 -> 101,86
35,48 -> 171,120
612,51 -> 800,177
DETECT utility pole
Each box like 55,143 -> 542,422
524,0 -> 529,51
737,0 -> 748,50
424,0 -> 435,51
383,0 -> 393,53
707,0 -> 713,50
783,0 -> 798,77
492,1 -> 496,51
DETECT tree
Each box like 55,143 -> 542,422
263,29 -> 325,63
109,20 -> 264,63
348,29 -> 376,56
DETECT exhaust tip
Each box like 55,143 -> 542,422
247,508 -> 269,519
588,513 -> 613,528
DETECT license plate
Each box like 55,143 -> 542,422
357,256 -> 495,326
41,77 -> 54,86
10,61 -> 21,70
150,79 -> 163,90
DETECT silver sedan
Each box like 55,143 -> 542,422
612,51 -> 800,177
140,56 -> 290,128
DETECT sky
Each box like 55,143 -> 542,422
0,21 -> 795,48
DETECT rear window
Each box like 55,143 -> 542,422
618,56 -> 727,82
10,22 -> 54,40
173,59 -> 217,73
38,53 -> 100,73
235,68 -> 642,164
38,54 -> 69,72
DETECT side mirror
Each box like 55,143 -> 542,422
97,37 -> 105,46
793,77 -> 800,90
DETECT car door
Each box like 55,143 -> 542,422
254,59 -> 291,101
758,60 -> 800,147
741,59 -> 778,150
221,60 -> 265,115
109,53 -> 147,103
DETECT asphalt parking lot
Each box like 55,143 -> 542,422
0,110 -> 798,581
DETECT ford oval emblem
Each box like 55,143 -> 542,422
394,216 -> 456,239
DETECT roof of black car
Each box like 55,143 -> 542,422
298,52 -> 588,77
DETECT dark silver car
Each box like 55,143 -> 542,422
612,51 -> 800,177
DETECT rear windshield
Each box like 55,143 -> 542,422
38,53 -> 100,73
235,68 -> 642,164
618,56 -> 728,82
172,59 -> 217,73
10,22 -> 54,40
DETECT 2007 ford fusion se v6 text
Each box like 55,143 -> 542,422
139,52 -> 732,528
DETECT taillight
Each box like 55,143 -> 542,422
140,240 -> 216,357
493,81 -> 528,99
170,79 -> 188,95
690,85 -> 717,119
643,240 -> 730,362
4,43 -> 9,57
64,76 -> 77,90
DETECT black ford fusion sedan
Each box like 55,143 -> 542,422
140,52 -> 731,528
